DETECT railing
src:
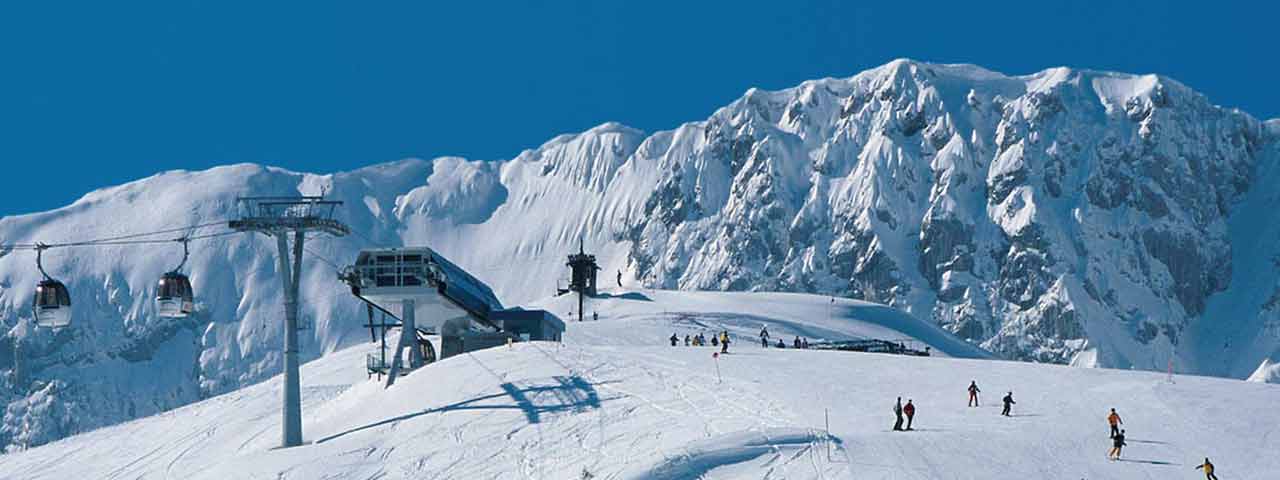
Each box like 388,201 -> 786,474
228,196 -> 350,236
236,196 -> 341,220
366,353 -> 389,374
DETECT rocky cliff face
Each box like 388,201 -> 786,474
2,60 -> 1278,451
622,61 -> 1276,374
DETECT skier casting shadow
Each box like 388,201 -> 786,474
903,399 -> 916,430
1195,457 -> 1218,480
1108,429 -> 1127,460
892,397 -> 904,431
1001,391 -> 1015,417
1108,408 -> 1123,438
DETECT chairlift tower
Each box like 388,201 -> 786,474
229,196 -> 349,448
565,240 -> 600,322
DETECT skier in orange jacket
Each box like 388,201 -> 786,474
1107,408 -> 1123,438
1195,458 -> 1218,480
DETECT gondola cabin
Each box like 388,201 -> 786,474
33,279 -> 72,328
156,272 -> 195,318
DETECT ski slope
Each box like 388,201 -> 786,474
534,289 -> 992,359
1,291 -> 1277,479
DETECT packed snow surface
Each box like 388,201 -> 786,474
2,290 -> 1276,479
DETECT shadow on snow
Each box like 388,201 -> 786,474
316,375 -> 619,444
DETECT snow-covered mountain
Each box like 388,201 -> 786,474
2,59 -> 1279,451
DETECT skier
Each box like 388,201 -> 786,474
968,381 -> 981,407
721,331 -> 731,354
904,399 -> 916,430
1108,429 -> 1126,460
1195,457 -> 1218,480
684,334 -> 691,346
759,325 -> 770,348
711,335 -> 719,347
1001,391 -> 1015,417
669,333 -> 679,347
593,311 -> 599,322
1108,408 -> 1123,438
793,336 -> 802,348
616,270 -> 622,287
893,397 -> 904,431
801,337 -> 809,349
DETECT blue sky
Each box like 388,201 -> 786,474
1,0 -> 1273,215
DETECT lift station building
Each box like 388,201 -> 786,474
345,247 -> 563,383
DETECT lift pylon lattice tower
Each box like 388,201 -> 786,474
565,239 -> 599,322
229,196 -> 349,448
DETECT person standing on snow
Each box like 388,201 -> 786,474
1108,429 -> 1126,460
616,270 -> 622,287
711,335 -> 719,347
1001,391 -> 1016,417
721,331 -> 731,354
759,325 -> 770,348
801,337 -> 809,349
684,334 -> 691,346
793,336 -> 802,348
1108,408 -> 1123,438
903,399 -> 916,430
893,397 -> 905,431
670,333 -> 679,347
968,381 -> 981,407
1195,457 -> 1218,480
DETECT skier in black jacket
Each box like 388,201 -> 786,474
892,397 -> 904,431
1001,391 -> 1016,416
1108,429 -> 1127,460
669,333 -> 679,346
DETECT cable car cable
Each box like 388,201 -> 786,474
53,220 -> 229,246
0,220 -> 231,250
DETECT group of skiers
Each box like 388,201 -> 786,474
892,397 -> 916,431
670,331 -> 731,353
669,326 -> 817,353
965,381 -> 1016,416
757,326 -> 810,349
890,381 -> 1014,433
1107,408 -> 1128,461
664,330 -> 1223,475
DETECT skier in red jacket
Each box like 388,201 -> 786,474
967,381 -> 981,407
903,399 -> 916,430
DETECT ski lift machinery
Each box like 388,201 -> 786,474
32,244 -> 72,329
